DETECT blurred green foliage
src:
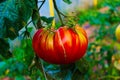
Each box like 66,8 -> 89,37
0,0 -> 120,80
77,0 -> 120,79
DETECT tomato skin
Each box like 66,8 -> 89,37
32,24 -> 88,64
115,24 -> 120,42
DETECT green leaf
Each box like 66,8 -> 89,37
0,0 -> 36,39
0,0 -> 5,3
0,61 -> 6,69
41,16 -> 54,24
27,27 -> 33,33
0,38 -> 12,59
13,39 -> 34,66
75,58 -> 89,74
63,0 -> 72,4
15,75 -> 25,80
0,38 -> 9,54
41,16 -> 48,23
72,70 -> 84,80
13,48 -> 24,62
32,9 -> 40,27
47,17 -> 54,24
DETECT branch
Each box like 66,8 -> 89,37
25,20 -> 32,27
40,59 -> 48,80
38,0 -> 46,10
19,20 -> 33,38
35,0 -> 46,29
53,0 -> 64,26
59,12 -> 67,17
35,56 -> 47,80
38,0 -> 44,3
34,55 -> 55,80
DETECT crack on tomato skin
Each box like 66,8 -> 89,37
57,29 -> 67,62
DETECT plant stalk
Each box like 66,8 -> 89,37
35,56 -> 48,80
35,55 -> 55,80
38,0 -> 46,10
53,0 -> 64,26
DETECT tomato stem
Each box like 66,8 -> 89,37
40,59 -> 48,80
38,0 -> 46,10
53,0 -> 64,26
32,0 -> 46,29
35,55 -> 48,80
34,55 -> 55,80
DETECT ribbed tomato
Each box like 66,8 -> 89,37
32,24 -> 88,64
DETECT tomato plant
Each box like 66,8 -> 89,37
0,0 -> 120,80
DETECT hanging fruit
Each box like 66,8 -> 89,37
32,24 -> 88,64
115,24 -> 120,42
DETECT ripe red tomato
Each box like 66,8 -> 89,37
32,24 -> 88,64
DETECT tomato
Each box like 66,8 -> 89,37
32,24 -> 88,64
115,24 -> 120,42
